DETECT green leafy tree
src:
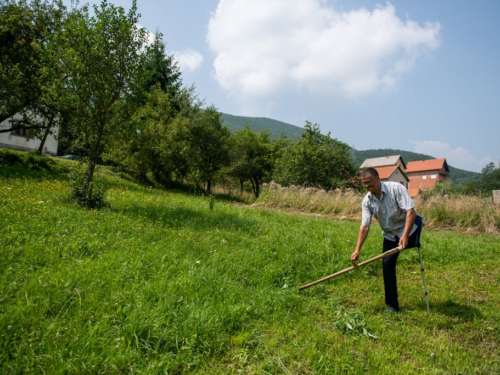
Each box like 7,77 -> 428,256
190,106 -> 231,193
274,121 -> 355,190
0,0 -> 66,153
133,32 -> 182,105
104,85 -> 198,188
228,126 -> 281,198
480,162 -> 500,192
51,0 -> 147,188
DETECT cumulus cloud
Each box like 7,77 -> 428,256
410,140 -> 493,173
207,0 -> 441,111
172,48 -> 204,72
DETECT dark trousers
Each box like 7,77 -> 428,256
382,216 -> 423,311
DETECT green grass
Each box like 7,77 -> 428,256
1,150 -> 499,374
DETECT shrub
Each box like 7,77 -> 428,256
69,164 -> 107,209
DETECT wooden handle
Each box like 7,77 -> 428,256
299,246 -> 402,291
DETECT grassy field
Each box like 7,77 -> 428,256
1,151 -> 499,374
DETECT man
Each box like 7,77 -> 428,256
351,167 -> 423,313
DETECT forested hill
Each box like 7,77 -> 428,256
220,113 -> 480,185
221,113 -> 305,139
352,149 -> 480,185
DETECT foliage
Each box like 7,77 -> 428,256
274,121 -> 355,190
189,106 -> 231,193
68,162 -> 107,209
131,31 -> 183,109
1,160 -> 499,374
479,162 -> 500,192
104,85 -> 198,188
0,0 -> 62,122
228,126 -> 283,198
50,0 -> 147,187
0,0 -> 66,153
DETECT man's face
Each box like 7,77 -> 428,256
361,175 -> 379,192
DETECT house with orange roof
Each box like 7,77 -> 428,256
359,155 -> 409,188
375,165 -> 409,188
405,158 -> 449,196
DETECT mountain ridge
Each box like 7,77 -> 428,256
220,112 -> 480,184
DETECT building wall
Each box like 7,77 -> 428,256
0,113 -> 58,156
407,170 -> 445,190
385,169 -> 408,188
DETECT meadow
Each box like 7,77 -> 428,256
0,151 -> 499,374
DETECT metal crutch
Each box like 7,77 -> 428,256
418,244 -> 430,316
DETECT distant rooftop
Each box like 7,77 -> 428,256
360,155 -> 406,169
406,158 -> 449,173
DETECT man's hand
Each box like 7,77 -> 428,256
351,249 -> 360,261
398,235 -> 410,250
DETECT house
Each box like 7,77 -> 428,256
405,158 -> 449,196
375,165 -> 409,188
360,155 -> 407,171
0,112 -> 58,156
360,155 -> 409,188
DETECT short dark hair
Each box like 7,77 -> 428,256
361,167 -> 379,179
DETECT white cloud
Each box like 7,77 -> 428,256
172,48 -> 204,72
410,140 -> 493,173
207,0 -> 441,113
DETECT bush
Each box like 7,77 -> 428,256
69,164 -> 107,209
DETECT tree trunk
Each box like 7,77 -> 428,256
206,179 -> 212,194
239,178 -> 244,194
249,176 -> 261,198
86,121 -> 105,186
37,114 -> 55,155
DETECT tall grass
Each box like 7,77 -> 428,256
1,151 -> 500,373
255,182 -> 361,218
255,182 -> 500,235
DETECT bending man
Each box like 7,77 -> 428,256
351,167 -> 423,313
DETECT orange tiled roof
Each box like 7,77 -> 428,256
375,166 -> 398,179
406,158 -> 448,173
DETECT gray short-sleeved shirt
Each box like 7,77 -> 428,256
361,181 -> 417,241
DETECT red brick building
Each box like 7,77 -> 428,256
406,158 -> 449,197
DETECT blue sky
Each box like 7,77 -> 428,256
67,0 -> 500,173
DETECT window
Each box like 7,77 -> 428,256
11,127 -> 32,138
422,175 -> 427,179
431,174 -> 437,179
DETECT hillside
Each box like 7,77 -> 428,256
1,149 -> 499,373
352,148 -> 480,185
221,113 -> 305,139
220,113 -> 480,185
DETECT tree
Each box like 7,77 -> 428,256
104,84 -> 198,188
228,126 -> 279,198
0,0 -> 66,154
190,106 -> 231,194
274,121 -> 355,190
480,162 -> 500,192
51,0 -> 147,187
133,32 -> 182,105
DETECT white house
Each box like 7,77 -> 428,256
0,112 -> 58,156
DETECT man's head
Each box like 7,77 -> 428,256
361,168 -> 380,193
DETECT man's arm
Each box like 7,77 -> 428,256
351,224 -> 370,261
399,208 -> 416,249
